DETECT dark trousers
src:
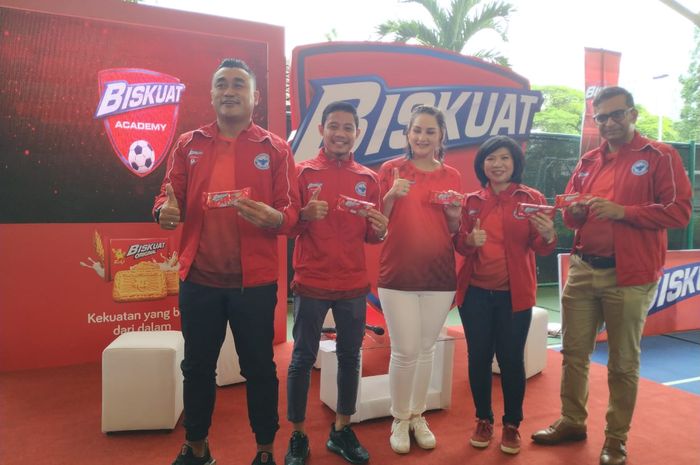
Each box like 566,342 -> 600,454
287,294 -> 366,422
179,279 -> 279,444
459,286 -> 532,426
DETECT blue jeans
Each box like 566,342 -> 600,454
459,286 -> 531,426
179,279 -> 279,444
287,294 -> 366,422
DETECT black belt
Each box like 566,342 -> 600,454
576,252 -> 616,269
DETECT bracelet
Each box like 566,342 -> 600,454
275,211 -> 284,228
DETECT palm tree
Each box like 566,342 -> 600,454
376,0 -> 514,66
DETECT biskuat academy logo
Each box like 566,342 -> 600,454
95,68 -> 186,177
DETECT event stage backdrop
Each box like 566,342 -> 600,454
0,0 -> 287,371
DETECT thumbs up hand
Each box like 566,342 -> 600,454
466,218 -> 487,247
159,183 -> 181,230
388,167 -> 412,199
300,187 -> 329,221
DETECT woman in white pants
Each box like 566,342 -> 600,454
377,105 -> 462,454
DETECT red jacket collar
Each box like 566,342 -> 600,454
590,131 -> 651,160
472,182 -> 518,199
470,183 -> 538,202
184,121 -> 274,145
302,149 -> 371,176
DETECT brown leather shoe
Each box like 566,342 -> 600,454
531,418 -> 587,445
600,438 -> 626,465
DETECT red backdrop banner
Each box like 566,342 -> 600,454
580,47 -> 622,156
0,0 -> 287,371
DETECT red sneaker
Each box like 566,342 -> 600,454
470,419 -> 494,448
500,423 -> 521,454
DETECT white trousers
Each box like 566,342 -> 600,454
378,288 -> 454,420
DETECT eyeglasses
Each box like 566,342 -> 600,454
593,108 -> 632,124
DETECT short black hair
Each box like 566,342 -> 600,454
214,58 -> 256,85
321,101 -> 359,127
405,105 -> 447,161
593,86 -> 634,108
473,135 -> 525,187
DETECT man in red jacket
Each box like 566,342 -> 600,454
154,58 -> 300,465
531,87 -> 692,465
283,101 -> 388,465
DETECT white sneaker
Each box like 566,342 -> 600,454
390,418 -> 410,454
410,415 -> 436,449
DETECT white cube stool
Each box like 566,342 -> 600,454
492,306 -> 548,378
101,330 -> 184,432
216,326 -> 246,386
319,330 -> 455,423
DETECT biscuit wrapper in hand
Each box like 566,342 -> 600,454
429,190 -> 465,206
554,193 -> 594,209
203,187 -> 251,209
336,195 -> 375,216
516,202 -> 556,219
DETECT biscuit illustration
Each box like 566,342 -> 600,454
129,261 -> 161,271
112,269 -> 167,302
164,270 -> 179,295
93,230 -> 105,265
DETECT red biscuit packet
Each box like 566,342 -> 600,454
307,185 -> 321,198
336,195 -> 375,216
429,190 -> 465,206
555,193 -> 594,209
516,202 -> 556,219
203,187 -> 251,209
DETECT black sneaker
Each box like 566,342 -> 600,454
172,442 -> 216,465
284,431 -> 310,465
326,423 -> 369,464
252,451 -> 276,465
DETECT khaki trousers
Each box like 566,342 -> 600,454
560,255 -> 657,441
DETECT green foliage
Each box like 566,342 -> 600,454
376,0 -> 514,66
531,85 -> 583,135
531,85 -> 682,141
676,28 -> 700,141
635,104 -> 680,142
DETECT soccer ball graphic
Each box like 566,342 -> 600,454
127,140 -> 155,174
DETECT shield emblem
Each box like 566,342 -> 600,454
95,68 -> 186,177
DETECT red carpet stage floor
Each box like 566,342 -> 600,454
1,338 -> 698,465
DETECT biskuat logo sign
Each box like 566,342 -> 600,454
95,68 -> 186,177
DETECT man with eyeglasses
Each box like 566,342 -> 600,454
531,87 -> 691,465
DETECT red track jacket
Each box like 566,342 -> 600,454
563,131 -> 692,286
455,183 -> 556,311
291,149 -> 383,291
153,121 -> 300,285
